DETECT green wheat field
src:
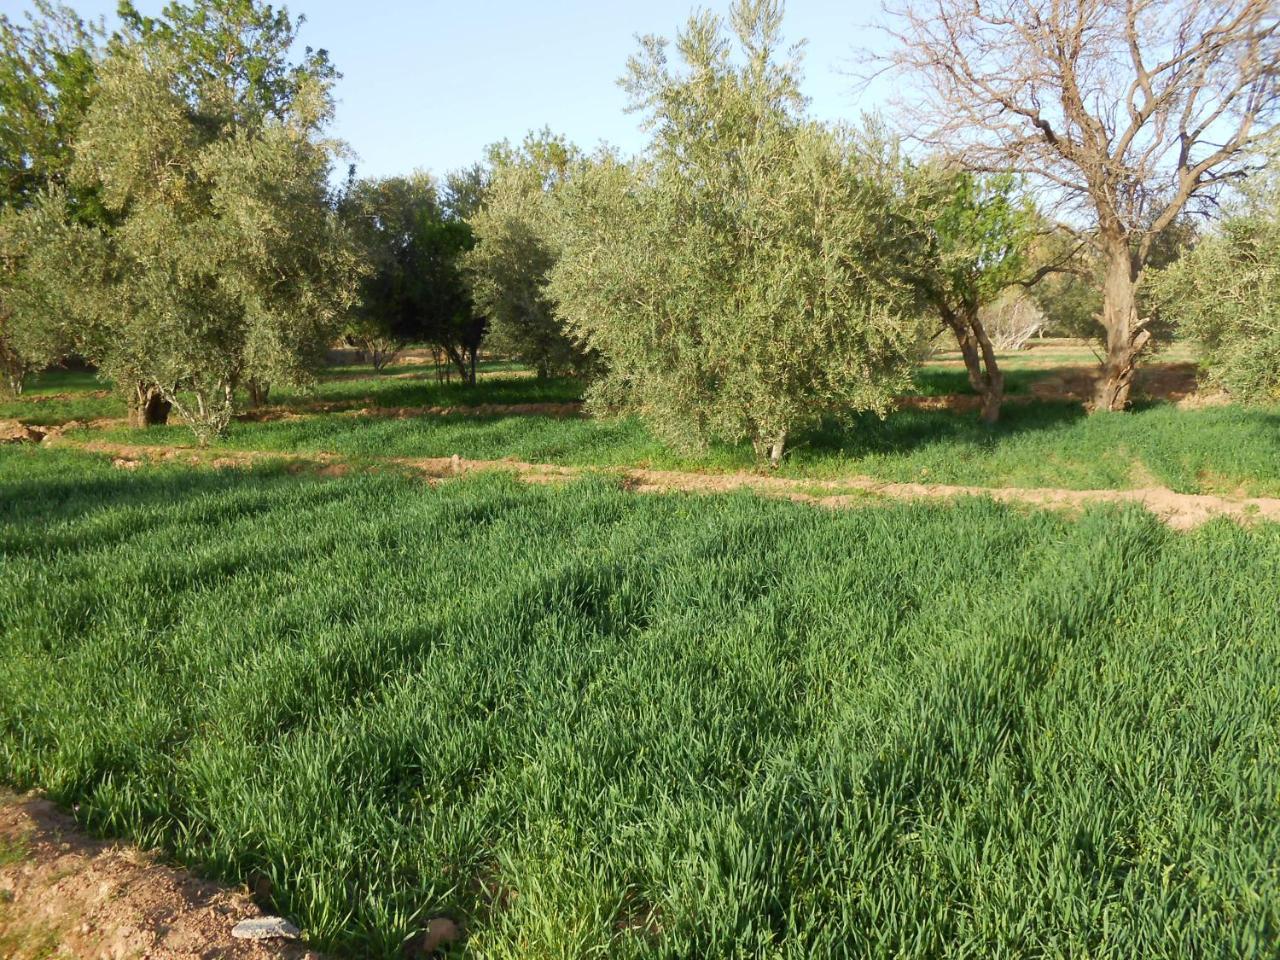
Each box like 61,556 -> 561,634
2,445 -> 1278,957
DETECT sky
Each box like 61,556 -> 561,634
0,0 -> 896,180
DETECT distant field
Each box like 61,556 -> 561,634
0,360 -> 571,426
0,369 -> 124,425
0,340 -> 1193,427
2,446 -> 1278,958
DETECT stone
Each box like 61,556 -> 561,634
403,916 -> 461,957
231,916 -> 301,940
0,420 -> 45,444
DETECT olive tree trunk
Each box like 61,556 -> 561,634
442,343 -> 478,386
246,379 -> 271,407
1093,236 -> 1151,412
753,431 -> 788,469
127,383 -> 171,427
0,345 -> 30,397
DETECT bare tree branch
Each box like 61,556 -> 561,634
873,0 -> 1280,410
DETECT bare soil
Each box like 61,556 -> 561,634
1022,362 -> 1200,404
0,791 -> 323,960
51,437 -> 1280,531
12,390 -> 114,402
0,419 -> 48,444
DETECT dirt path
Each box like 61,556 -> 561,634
50,437 -> 1280,531
0,792 -> 322,960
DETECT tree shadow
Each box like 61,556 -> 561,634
791,401 -> 1088,462
0,456 -> 332,534
909,367 -> 1041,397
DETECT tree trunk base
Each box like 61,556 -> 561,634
128,387 -> 172,428
979,388 -> 1003,425
1092,330 -> 1150,413
943,307 -> 1005,425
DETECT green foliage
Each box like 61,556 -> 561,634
0,1 -> 101,209
1033,260 -> 1104,338
900,164 -> 1037,417
0,2 -> 104,394
1151,178 -> 1279,402
549,3 -> 915,464
910,167 -> 1032,315
116,0 -> 337,130
341,172 -> 441,368
341,171 -> 485,379
3,449 -> 1280,957
1032,218 -> 1199,343
0,188 -> 104,396
18,0 -> 361,441
442,162 -> 489,221
465,129 -> 587,379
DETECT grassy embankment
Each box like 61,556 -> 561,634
75,399 -> 1280,498
16,344 -> 1277,498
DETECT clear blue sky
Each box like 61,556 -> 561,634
2,0 -> 894,180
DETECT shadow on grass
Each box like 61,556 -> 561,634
0,449 -> 349,535
909,367 -> 1042,397
793,401 -> 1088,462
276,374 -> 585,411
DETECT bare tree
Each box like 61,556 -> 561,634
877,0 -> 1280,410
983,289 -> 1048,351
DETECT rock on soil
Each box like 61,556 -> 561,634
403,917 -> 462,957
0,791 -> 323,960
232,916 -> 302,940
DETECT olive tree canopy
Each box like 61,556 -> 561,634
904,167 -> 1038,423
341,171 -> 487,380
1151,169 -> 1280,403
0,2 -> 102,395
18,0 -> 361,438
548,0 -> 919,465
465,130 -> 589,379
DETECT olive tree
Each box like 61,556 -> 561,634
39,0 -> 360,438
341,171 -> 486,381
341,173 -> 439,370
0,200 -> 85,395
0,2 -> 99,208
1151,170 -> 1280,403
465,131 -> 588,379
548,1 -> 917,466
0,2 -> 102,395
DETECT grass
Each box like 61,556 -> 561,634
0,833 -> 29,869
16,347 -> 1274,496
0,369 -> 124,426
910,366 -> 1040,396
0,365 -> 582,427
2,446 -> 1279,958
5,363 -> 1026,423
83,398 -> 1280,497
272,371 -> 583,410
